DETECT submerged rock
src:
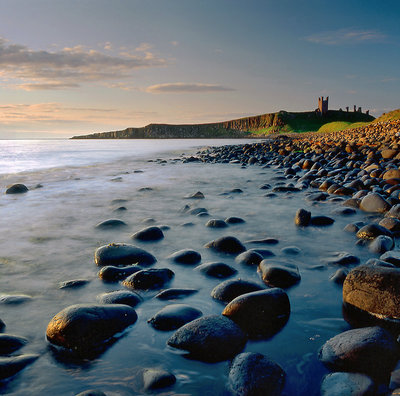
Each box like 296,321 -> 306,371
5,184 -> 28,194
97,290 -> 142,308
211,279 -> 265,303
148,304 -> 202,331
320,372 -> 375,396
222,288 -> 290,338
205,219 -> 228,228
122,268 -> 174,290
94,243 -> 156,267
0,354 -> 39,380
98,265 -> 142,282
46,304 -> 137,357
228,352 -> 286,396
235,250 -> 263,266
195,262 -> 237,278
95,219 -> 127,229
205,236 -> 246,254
59,279 -> 89,289
258,260 -> 301,288
131,226 -> 164,242
168,249 -> 201,265
0,294 -> 32,304
0,334 -> 28,354
167,315 -> 247,362
155,288 -> 198,300
142,368 -> 176,391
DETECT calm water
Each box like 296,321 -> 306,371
0,139 -> 382,395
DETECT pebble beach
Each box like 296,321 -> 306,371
2,120 -> 400,395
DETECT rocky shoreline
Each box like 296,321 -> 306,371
2,119 -> 400,395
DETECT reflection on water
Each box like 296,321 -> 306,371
0,147 -> 379,395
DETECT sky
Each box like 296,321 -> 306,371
0,0 -> 399,138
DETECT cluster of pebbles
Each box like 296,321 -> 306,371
2,118 -> 400,395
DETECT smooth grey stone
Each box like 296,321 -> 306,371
155,288 -> 198,300
321,372 -> 375,396
46,304 -> 137,357
211,279 -> 265,303
294,208 -> 311,226
258,260 -> 301,288
59,279 -> 89,289
205,236 -> 246,254
205,219 -> 228,228
97,290 -> 142,308
184,191 -> 204,199
369,235 -> 394,254
235,250 -> 263,266
222,288 -> 290,338
359,193 -> 391,213
319,326 -> 399,380
5,184 -> 28,194
0,334 -> 28,354
94,243 -> 156,267
323,252 -> 360,266
148,304 -> 202,331
225,216 -> 245,224
168,249 -> 201,265
0,294 -> 32,304
195,262 -> 237,278
142,368 -> 176,391
0,354 -> 39,380
131,226 -> 164,241
123,268 -> 174,290
380,251 -> 400,267
167,315 -> 247,362
95,219 -> 127,229
329,268 -> 349,284
98,265 -> 142,282
228,352 -> 286,396
379,217 -> 400,232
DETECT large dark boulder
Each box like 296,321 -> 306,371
5,184 -> 28,194
97,290 -> 142,308
122,268 -> 174,290
343,264 -> 400,320
148,304 -> 202,331
167,315 -> 247,362
94,243 -> 156,267
258,260 -> 301,288
0,354 -> 39,380
319,326 -> 399,380
0,334 -> 28,354
131,226 -> 164,242
222,289 -> 290,338
205,236 -> 246,254
228,352 -> 286,396
211,279 -> 265,304
167,249 -> 201,265
195,262 -> 237,278
46,304 -> 137,357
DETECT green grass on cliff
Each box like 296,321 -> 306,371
317,121 -> 371,133
373,109 -> 400,123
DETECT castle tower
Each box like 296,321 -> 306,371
318,96 -> 329,115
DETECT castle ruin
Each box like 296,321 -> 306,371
317,96 -> 369,116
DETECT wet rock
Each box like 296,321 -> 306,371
343,265 -> 400,320
228,352 -> 286,396
222,288 -> 290,338
323,252 -> 360,266
258,260 -> 301,288
123,268 -> 174,290
46,304 -> 137,357
246,237 -> 279,245
98,265 -> 142,282
75,390 -> 107,396
0,319 -> 4,332
332,207 -> 356,216
310,216 -> 335,226
155,288 -> 198,300
189,207 -> 208,216
379,217 -> 400,232
281,246 -> 301,255
320,372 -> 375,396
359,193 -> 391,213
342,198 -> 361,209
167,315 -> 247,362
356,224 -> 393,240
95,243 -> 156,267
184,191 -> 205,199
365,258 -> 396,268
225,216 -> 245,224
168,249 -> 201,265
329,268 -> 349,284
148,304 -> 202,331
319,326 -> 399,380
97,290 -> 142,308
5,184 -> 28,194
235,250 -> 263,266
294,208 -> 311,226
205,236 -> 246,254
383,169 -> 400,180
142,368 -> 176,391
0,354 -> 39,380
205,219 -> 228,228
0,334 -> 28,354
195,262 -> 237,278
131,226 -> 164,242
59,279 -> 89,289
369,235 -> 394,254
0,294 -> 32,304
385,204 -> 400,219
95,219 -> 127,229
344,222 -> 363,233
380,251 -> 400,267
306,192 -> 328,202
211,279 -> 265,303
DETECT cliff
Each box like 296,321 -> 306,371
71,110 -> 375,139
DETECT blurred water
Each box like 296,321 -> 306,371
0,141 -> 382,395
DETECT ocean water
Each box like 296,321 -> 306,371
0,139 -> 379,395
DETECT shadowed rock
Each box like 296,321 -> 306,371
98,265 -> 142,282
258,261 -> 301,288
123,268 -> 174,290
294,208 -> 311,226
5,184 -> 28,194
95,243 -> 156,267
148,304 -> 202,331
131,226 -> 164,242
195,262 -> 237,278
211,279 -> 265,304
205,236 -> 246,255
0,354 -> 39,380
235,250 -> 263,266
97,290 -> 142,308
168,249 -> 201,265
142,368 -> 176,391
155,288 -> 198,300
0,334 -> 28,354
95,219 -> 127,229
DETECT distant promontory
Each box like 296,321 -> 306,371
71,109 -> 374,139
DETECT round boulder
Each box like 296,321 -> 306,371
131,226 -> 164,242
211,279 -> 265,304
369,235 -> 394,254
356,224 -> 393,240
205,219 -> 228,228
258,260 -> 301,288
97,290 -> 142,308
95,243 -> 156,267
320,372 -> 375,396
228,352 -> 286,396
0,334 -> 28,354
167,249 -> 201,265
359,193 -> 391,213
222,288 -> 290,338
98,265 -> 142,282
122,268 -> 174,290
5,184 -> 28,194
205,236 -> 246,255
148,304 -> 202,331
167,315 -> 247,362
195,262 -> 237,279
46,304 -> 137,356
294,208 -> 311,227
0,354 -> 39,380
235,250 -> 263,266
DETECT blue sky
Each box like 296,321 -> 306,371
0,0 -> 399,137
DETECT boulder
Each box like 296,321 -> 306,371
123,268 -> 174,290
356,224 -> 393,240
319,326 -> 399,380
258,260 -> 301,288
46,304 -> 137,357
228,352 -> 286,396
195,262 -> 237,278
155,288 -> 198,300
0,354 -> 39,380
369,235 -> 394,254
94,243 -> 156,267
167,249 -> 201,265
131,226 -> 164,242
167,315 -> 247,362
294,208 -> 311,227
205,219 -> 228,228
148,304 -> 202,331
320,372 -> 375,396
235,250 -> 263,266
211,279 -> 265,303
359,193 -> 391,213
98,265 -> 142,282
97,290 -> 142,308
205,236 -> 246,254
380,250 -> 400,267
5,184 -> 28,194
222,288 -> 290,338
310,216 -> 335,226
142,368 -> 176,391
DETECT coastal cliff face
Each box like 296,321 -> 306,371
71,110 -> 375,139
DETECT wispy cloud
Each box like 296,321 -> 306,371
145,82 -> 235,94
135,42 -> 153,52
305,28 -> 386,45
0,37 -> 167,90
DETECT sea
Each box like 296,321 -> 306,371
0,139 -> 376,395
